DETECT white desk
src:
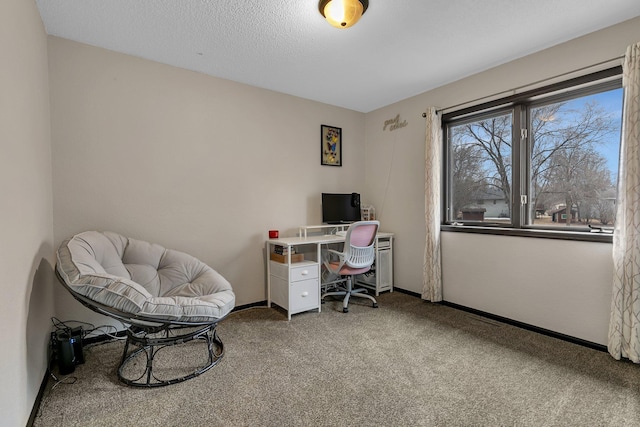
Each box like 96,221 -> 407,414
265,231 -> 394,320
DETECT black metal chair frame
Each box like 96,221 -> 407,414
55,269 -> 227,387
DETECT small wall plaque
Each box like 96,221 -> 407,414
383,114 -> 408,131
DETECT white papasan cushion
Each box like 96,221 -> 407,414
56,231 -> 235,322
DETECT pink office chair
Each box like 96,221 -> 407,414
321,221 -> 380,313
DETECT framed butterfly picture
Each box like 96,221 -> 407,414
321,125 -> 342,166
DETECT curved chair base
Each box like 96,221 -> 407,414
118,323 -> 224,387
322,277 -> 378,313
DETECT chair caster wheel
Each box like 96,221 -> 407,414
373,303 -> 378,308
343,307 -> 349,313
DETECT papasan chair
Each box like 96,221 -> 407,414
56,231 -> 235,387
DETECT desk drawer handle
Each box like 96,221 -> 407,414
301,291 -> 309,297
301,270 -> 309,276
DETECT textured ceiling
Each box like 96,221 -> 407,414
36,0 -> 640,113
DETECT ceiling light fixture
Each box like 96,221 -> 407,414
319,0 -> 369,29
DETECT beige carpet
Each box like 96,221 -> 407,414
34,292 -> 640,426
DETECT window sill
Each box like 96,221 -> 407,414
441,224 -> 613,243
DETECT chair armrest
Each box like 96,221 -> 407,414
326,249 -> 343,258
322,248 -> 347,274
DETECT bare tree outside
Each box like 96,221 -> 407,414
541,146 -> 613,225
448,88 -> 622,227
450,143 -> 487,218
531,100 -> 618,226
449,113 -> 512,222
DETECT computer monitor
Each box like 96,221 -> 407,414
321,193 -> 361,224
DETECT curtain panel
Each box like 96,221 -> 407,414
422,107 -> 443,302
609,41 -> 640,363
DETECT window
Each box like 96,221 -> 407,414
448,109 -> 513,225
443,68 -> 623,240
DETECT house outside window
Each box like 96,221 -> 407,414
443,68 -> 623,241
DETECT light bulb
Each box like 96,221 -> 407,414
321,0 -> 365,29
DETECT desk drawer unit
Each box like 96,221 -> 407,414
267,230 -> 394,319
269,261 -> 320,319
290,264 -> 318,282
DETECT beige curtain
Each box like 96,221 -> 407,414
422,107 -> 443,302
609,41 -> 640,363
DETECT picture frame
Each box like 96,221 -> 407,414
321,124 -> 342,166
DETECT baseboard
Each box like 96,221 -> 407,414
233,300 -> 268,311
78,304 -> 265,343
393,287 -> 422,298
27,369 -> 50,427
386,289 -> 607,352
83,329 -> 127,345
440,301 -> 607,352
28,328 -> 125,426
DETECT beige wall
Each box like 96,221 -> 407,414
365,17 -> 640,345
0,0 -> 54,425
48,37 -> 366,323
48,17 -> 640,345
4,7 -> 639,422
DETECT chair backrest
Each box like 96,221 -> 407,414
343,221 -> 379,269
